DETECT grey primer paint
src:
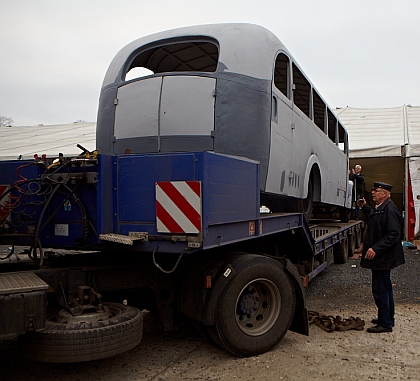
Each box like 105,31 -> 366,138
97,73 -> 270,180
96,23 -> 349,208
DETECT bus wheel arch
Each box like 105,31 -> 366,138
310,164 -> 322,202
300,163 -> 321,220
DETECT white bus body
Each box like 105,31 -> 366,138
96,24 -> 350,217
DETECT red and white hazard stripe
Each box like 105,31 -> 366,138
156,181 -> 201,234
0,185 -> 8,198
0,185 -> 10,222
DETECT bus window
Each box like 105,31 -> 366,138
124,40 -> 219,81
126,67 -> 154,81
274,53 -> 290,98
327,109 -> 337,143
313,90 -> 326,132
338,122 -> 348,153
292,63 -> 311,118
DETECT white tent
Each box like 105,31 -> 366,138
0,122 -> 96,161
336,105 -> 420,239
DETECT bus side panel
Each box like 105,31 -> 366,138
266,92 -> 292,196
289,109 -> 347,206
213,73 -> 272,192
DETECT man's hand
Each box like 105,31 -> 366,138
357,198 -> 367,207
366,248 -> 376,260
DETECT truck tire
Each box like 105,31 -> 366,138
339,207 -> 351,223
334,235 -> 349,264
355,226 -> 362,248
348,231 -> 356,258
208,255 -> 296,357
18,302 -> 143,363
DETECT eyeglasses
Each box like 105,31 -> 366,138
372,189 -> 386,193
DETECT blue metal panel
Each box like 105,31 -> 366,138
38,182 -> 98,248
0,161 -> 42,240
201,152 -> 260,225
0,160 -> 41,187
260,213 -> 308,237
116,153 -> 197,235
97,154 -> 116,234
0,159 -> 98,249
109,152 -> 260,246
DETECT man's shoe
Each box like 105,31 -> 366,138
371,319 -> 395,327
367,325 -> 392,333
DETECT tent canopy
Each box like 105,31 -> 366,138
336,105 -> 420,159
2,106 -> 419,161
336,105 -> 420,240
0,122 -> 96,161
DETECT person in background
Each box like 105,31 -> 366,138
357,182 -> 405,333
349,164 -> 365,220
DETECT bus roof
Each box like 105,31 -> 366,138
102,23 -> 287,87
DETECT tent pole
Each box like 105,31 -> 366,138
404,155 -> 408,241
403,105 -> 409,241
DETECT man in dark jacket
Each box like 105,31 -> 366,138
358,182 -> 405,333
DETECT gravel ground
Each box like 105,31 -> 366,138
1,247 -> 419,380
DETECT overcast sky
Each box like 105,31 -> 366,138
1,0 -> 419,126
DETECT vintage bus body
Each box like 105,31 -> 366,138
96,23 -> 350,216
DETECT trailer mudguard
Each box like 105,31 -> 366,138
279,257 -> 309,336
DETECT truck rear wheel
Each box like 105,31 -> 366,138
208,255 -> 296,357
339,207 -> 351,223
19,302 -> 143,363
334,235 -> 349,264
348,231 -> 356,258
355,226 -> 362,248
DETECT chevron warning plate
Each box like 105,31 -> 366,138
0,185 -> 10,222
156,181 -> 201,234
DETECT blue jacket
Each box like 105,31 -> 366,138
361,198 -> 405,270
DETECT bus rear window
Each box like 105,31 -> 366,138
125,39 -> 219,81
274,53 -> 290,98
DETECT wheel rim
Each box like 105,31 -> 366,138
50,303 -> 121,326
235,278 -> 281,336
56,305 -> 113,324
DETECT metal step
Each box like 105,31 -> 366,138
0,272 -> 49,295
99,232 -> 148,245
0,272 -> 49,336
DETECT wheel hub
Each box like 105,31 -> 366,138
57,305 -> 112,324
239,291 -> 259,315
235,279 -> 281,336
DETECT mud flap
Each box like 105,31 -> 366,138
279,257 -> 309,336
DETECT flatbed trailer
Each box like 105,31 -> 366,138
0,151 -> 362,363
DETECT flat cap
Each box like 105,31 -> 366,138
371,182 -> 393,191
